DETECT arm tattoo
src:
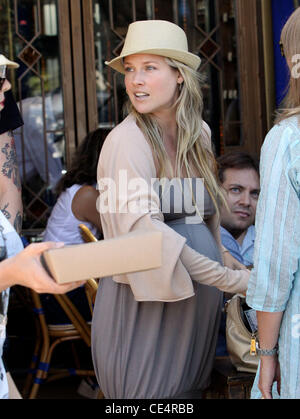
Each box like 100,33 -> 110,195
1,136 -> 21,191
14,211 -> 22,234
0,203 -> 11,220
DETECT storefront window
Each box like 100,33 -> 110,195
92,0 -> 242,152
0,0 -> 258,232
92,0 -> 158,127
0,0 -> 65,230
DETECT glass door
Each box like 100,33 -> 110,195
0,0 -> 66,233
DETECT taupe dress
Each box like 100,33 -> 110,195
92,183 -> 222,399
92,115 -> 248,399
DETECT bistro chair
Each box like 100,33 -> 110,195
23,225 -> 100,399
79,224 -> 99,309
23,225 -> 102,398
23,289 -> 95,399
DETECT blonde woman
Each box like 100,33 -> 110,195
92,20 -> 249,399
246,7 -> 300,399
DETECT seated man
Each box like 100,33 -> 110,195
216,151 -> 260,357
218,152 -> 260,267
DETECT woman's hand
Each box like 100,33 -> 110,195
0,241 -> 86,294
258,356 -> 281,399
223,250 -> 247,270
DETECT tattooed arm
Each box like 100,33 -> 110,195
0,131 -> 23,233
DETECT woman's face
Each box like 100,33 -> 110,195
124,54 -> 183,119
0,79 -> 11,111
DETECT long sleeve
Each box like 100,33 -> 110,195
181,245 -> 249,294
97,116 -> 194,301
246,118 -> 300,312
98,115 -> 249,301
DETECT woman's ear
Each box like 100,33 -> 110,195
177,74 -> 184,85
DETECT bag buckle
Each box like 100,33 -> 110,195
250,334 -> 257,356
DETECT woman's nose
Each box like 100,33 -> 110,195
132,70 -> 145,85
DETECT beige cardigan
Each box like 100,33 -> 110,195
97,114 -> 249,301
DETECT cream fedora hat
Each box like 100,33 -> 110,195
0,54 -> 19,69
105,20 -> 201,74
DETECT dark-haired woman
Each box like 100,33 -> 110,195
43,128 -> 109,244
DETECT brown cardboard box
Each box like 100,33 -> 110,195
42,231 -> 162,284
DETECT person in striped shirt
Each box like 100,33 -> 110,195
246,6 -> 300,399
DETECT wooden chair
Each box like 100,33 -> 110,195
78,224 -> 104,399
23,289 -> 95,399
79,224 -> 99,308
203,356 -> 255,399
24,225 -> 102,399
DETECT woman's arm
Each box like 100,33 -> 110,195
98,118 -> 249,301
257,311 -> 283,351
0,131 -> 23,233
256,311 -> 283,399
72,185 -> 102,233
206,214 -> 246,270
180,244 -> 249,294
0,83 -> 24,233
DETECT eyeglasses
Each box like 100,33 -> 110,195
279,41 -> 285,57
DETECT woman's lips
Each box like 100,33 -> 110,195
134,92 -> 149,100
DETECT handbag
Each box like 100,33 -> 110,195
225,294 -> 259,373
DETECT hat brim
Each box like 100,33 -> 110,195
105,48 -> 201,74
0,55 -> 19,69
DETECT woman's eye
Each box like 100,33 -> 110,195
146,65 -> 155,70
124,66 -> 134,72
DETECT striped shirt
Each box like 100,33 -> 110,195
246,116 -> 300,399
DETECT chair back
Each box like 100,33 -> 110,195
31,290 -> 91,346
79,224 -> 99,309
24,289 -> 94,398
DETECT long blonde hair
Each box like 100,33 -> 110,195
124,58 -> 226,215
275,7 -> 300,123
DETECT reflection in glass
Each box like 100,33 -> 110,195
93,0 -> 158,128
218,0 -> 241,146
14,93 -> 63,189
196,0 -> 242,150
0,0 -> 66,230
